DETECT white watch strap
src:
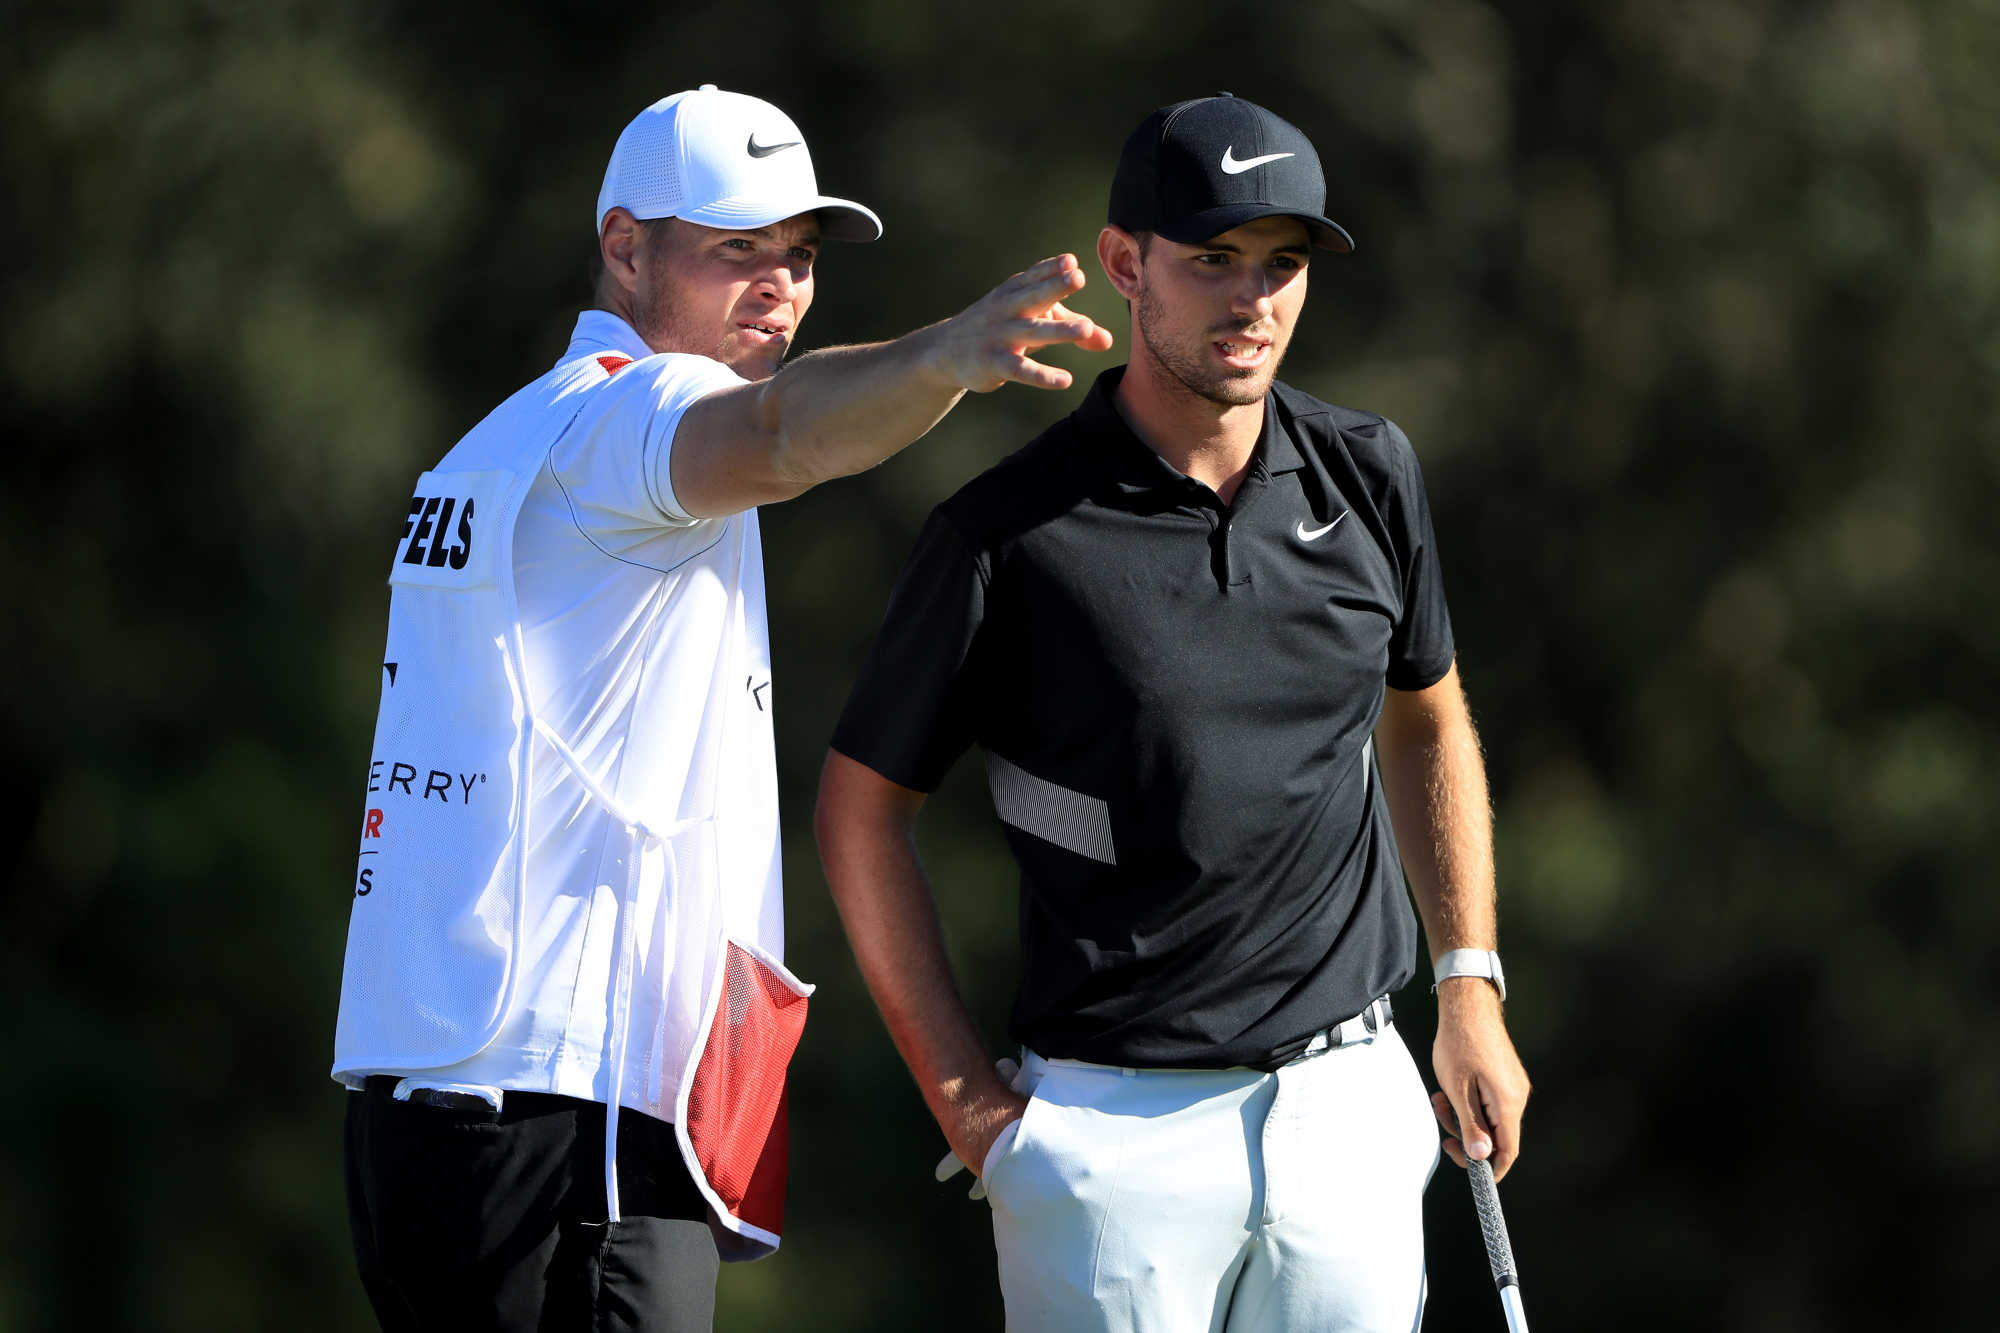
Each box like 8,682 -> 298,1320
1432,948 -> 1506,1002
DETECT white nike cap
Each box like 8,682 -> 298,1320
596,85 -> 882,243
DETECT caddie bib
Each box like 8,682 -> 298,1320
332,348 -> 809,1259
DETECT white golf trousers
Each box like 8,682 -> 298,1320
983,1023 -> 1440,1333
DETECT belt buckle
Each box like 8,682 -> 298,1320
1266,1023 -> 1337,1070
1263,996 -> 1392,1070
1326,997 -> 1388,1052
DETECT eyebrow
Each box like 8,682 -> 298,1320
1199,240 -> 1311,256
741,224 -> 822,247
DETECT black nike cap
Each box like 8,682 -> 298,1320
1109,93 -> 1355,253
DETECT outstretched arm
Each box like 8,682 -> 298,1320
1375,661 -> 1532,1180
814,749 -> 1025,1176
672,255 -> 1114,517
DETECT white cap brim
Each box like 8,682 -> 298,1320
673,193 -> 883,243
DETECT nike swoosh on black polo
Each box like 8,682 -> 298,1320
1296,512 -> 1348,542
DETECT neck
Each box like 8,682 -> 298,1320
1113,348 -> 1265,504
595,287 -> 649,348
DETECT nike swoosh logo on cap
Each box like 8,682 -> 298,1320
1296,512 -> 1348,542
747,134 -> 801,158
1221,147 -> 1295,174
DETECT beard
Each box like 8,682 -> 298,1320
634,302 -> 787,381
628,288 -> 770,376
1134,284 -> 1283,408
625,227 -> 788,381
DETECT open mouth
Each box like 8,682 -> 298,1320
1214,337 -> 1271,368
738,320 -> 789,342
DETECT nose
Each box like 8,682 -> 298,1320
1231,270 -> 1276,322
759,262 -> 795,302
761,251 -> 814,305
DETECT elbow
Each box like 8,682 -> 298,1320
815,750 -> 923,901
771,433 -> 828,493
1372,705 -> 1426,765
812,756 -> 844,867
758,381 -> 841,493
812,763 -> 842,865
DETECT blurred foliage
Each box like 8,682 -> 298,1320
4,0 -> 1997,1329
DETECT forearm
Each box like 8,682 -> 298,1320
1378,664 -> 1530,1171
671,254 -> 1108,518
814,752 -> 1010,1152
761,251 -> 1114,486
754,323 -> 966,490
1377,667 -> 1496,963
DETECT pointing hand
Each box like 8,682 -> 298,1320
933,255 -> 1115,393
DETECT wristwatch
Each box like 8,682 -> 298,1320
1431,948 -> 1506,1002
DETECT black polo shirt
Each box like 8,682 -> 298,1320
831,366 -> 1456,1069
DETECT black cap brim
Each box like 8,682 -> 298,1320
1153,202 -> 1355,254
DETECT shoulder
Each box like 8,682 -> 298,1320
548,351 -> 747,476
583,350 -> 746,412
1273,381 -> 1413,457
1271,380 -> 1420,482
934,409 -> 1094,550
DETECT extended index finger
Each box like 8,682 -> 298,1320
1005,254 -> 1086,311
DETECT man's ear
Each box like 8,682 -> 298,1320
601,207 -> 643,294
1097,226 -> 1144,302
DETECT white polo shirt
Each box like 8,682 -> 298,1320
333,309 -> 792,1129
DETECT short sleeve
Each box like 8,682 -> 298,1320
1382,420 -> 1456,691
549,353 -> 746,533
830,509 -> 989,793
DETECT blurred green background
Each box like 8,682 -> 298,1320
5,0 -> 1997,1328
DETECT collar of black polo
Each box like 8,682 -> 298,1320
1072,366 -> 1308,498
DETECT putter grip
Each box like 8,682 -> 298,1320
1466,1158 -> 1519,1289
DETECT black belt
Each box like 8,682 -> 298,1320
361,1074 -> 500,1112
360,1074 -> 588,1117
1248,995 -> 1393,1072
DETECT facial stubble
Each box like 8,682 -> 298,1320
1133,282 -> 1283,409
627,221 -> 785,381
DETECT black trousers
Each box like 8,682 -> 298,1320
344,1079 -> 720,1332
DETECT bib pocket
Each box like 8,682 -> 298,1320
682,938 -> 814,1240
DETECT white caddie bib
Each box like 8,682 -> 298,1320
332,343 -> 810,1260
340,466 -> 536,1065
